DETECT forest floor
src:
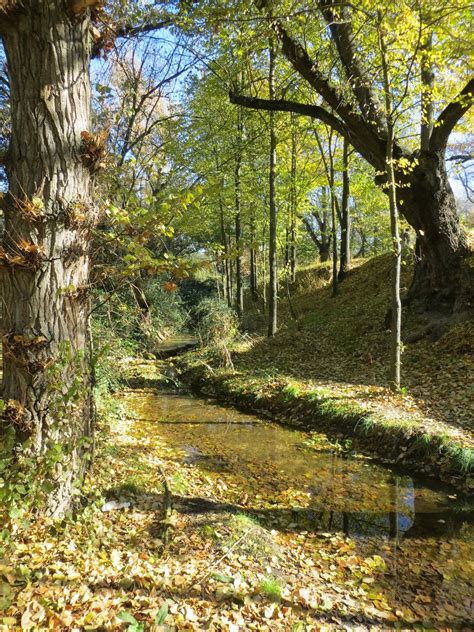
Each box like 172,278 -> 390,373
1,360 -> 472,630
179,255 -> 474,486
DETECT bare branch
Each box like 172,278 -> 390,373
446,154 -> 473,163
115,21 -> 169,39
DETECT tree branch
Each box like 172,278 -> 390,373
446,154 -> 473,162
115,21 -> 169,39
254,0 -> 389,169
302,216 -> 322,248
319,0 -> 386,132
229,92 -> 348,138
429,78 -> 474,153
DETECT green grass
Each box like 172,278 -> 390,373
228,512 -> 259,532
282,383 -> 301,400
258,575 -> 284,602
170,472 -> 188,495
446,445 -> 474,474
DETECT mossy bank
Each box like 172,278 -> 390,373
176,356 -> 473,491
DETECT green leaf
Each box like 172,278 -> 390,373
117,611 -> 138,625
211,572 -> 234,584
154,601 -> 169,625
8,506 -> 23,520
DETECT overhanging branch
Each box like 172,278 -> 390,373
229,92 -> 348,138
430,78 -> 474,152
253,0 -> 389,169
115,20 -> 169,39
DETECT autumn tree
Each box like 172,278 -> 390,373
0,0 -> 177,515
230,0 -> 473,312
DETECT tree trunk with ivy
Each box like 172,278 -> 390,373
0,1 -> 98,516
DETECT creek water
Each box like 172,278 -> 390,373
118,360 -> 474,624
122,384 -> 473,542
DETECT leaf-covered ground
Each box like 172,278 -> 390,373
230,256 -> 474,449
1,370 -> 472,630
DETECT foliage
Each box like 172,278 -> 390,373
193,297 -> 239,348
258,575 -> 284,602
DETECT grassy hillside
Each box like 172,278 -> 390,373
239,255 -> 473,435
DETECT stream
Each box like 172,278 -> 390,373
119,358 -> 473,625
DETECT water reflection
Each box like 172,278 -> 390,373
122,389 -> 473,540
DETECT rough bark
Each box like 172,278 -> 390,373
0,2 -> 96,516
420,31 -> 434,152
398,153 -> 469,309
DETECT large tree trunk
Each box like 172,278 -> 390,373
399,153 -> 469,311
0,3 -> 95,516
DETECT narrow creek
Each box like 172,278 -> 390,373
119,359 -> 473,625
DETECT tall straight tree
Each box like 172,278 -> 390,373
0,1 -> 97,515
268,37 -> 278,337
234,106 -> 244,317
285,112 -> 297,283
379,12 -> 402,389
337,138 -> 351,281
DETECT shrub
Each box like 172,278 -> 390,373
193,298 -> 238,366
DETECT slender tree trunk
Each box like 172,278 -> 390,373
234,189 -> 243,316
219,199 -> 232,308
234,109 -> 244,317
319,189 -> 331,263
268,39 -> 278,337
250,214 -> 258,301
0,4 -> 96,516
289,113 -> 297,282
379,19 -> 401,391
261,220 -> 267,311
227,228 -> 234,307
386,123 -> 402,390
338,138 -> 351,281
328,142 -> 338,297
357,231 -> 367,258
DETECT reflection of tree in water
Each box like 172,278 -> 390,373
127,390 -> 472,542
